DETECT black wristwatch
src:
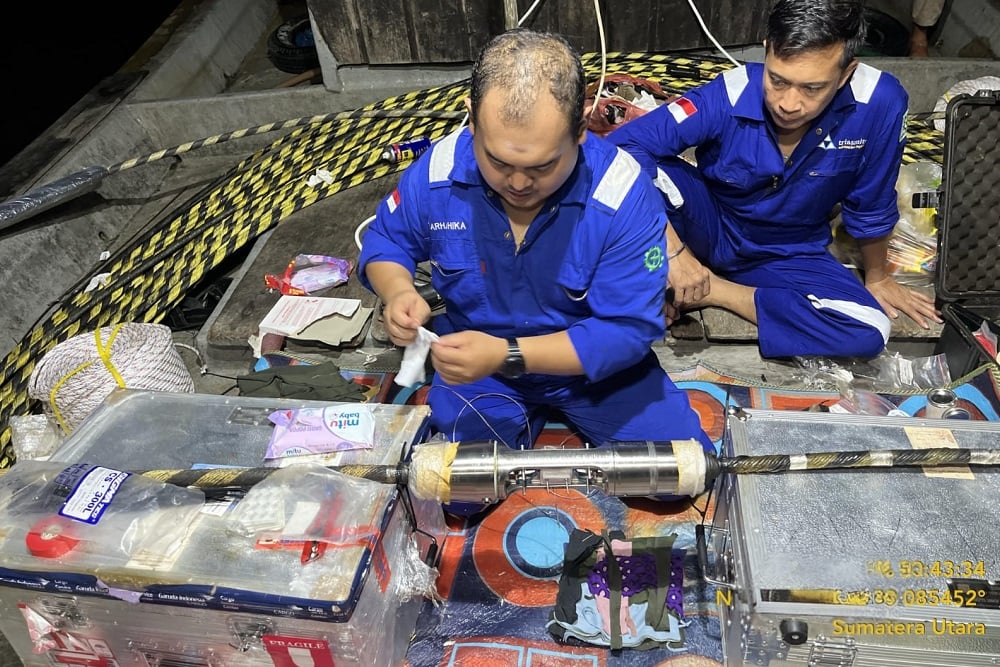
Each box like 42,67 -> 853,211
499,337 -> 526,379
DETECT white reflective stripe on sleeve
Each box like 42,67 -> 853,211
593,149 -> 640,210
789,454 -> 808,470
654,168 -> 685,207
850,63 -> 881,104
723,66 -> 750,107
807,294 -> 892,343
428,129 -> 461,183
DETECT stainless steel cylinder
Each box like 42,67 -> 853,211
925,388 -> 957,419
445,440 -> 690,504
942,406 -> 972,420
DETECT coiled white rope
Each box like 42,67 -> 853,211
27,323 -> 195,433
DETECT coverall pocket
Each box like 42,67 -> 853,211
807,152 -> 863,178
716,165 -> 753,189
556,275 -> 592,318
429,242 -> 485,316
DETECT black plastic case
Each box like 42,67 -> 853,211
933,90 -> 1000,377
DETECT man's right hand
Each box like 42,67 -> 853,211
382,289 -> 431,346
667,246 -> 711,309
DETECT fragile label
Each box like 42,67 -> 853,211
263,635 -> 335,667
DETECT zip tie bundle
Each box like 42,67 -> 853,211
27,323 -> 195,433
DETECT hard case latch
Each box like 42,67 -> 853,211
228,617 -> 276,651
911,190 -> 940,209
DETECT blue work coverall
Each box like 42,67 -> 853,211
610,62 -> 907,358
359,127 -> 711,460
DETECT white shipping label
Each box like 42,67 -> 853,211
59,466 -> 131,524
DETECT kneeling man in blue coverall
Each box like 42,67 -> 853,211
610,0 -> 941,359
358,29 -> 712,513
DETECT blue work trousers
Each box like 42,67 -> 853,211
659,158 -> 891,359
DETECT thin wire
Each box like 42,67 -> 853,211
588,0 -> 608,126
354,214 -> 376,251
203,371 -> 239,382
699,387 -> 732,528
427,384 -> 532,448
695,474 -> 717,524
685,0 -> 741,66
173,342 -> 207,375
517,0 -> 545,26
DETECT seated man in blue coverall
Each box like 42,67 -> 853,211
610,0 -> 941,359
358,29 -> 712,513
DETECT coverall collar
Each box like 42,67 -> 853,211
450,128 -> 593,210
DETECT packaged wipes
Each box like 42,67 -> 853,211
265,406 -> 375,459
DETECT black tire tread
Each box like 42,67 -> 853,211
267,15 -> 319,74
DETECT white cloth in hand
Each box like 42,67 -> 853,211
395,326 -> 440,387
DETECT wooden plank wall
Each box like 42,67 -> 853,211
308,0 -> 769,65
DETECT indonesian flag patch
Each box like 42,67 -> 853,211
386,189 -> 401,213
667,97 -> 697,124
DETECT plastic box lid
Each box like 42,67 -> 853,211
0,390 -> 432,622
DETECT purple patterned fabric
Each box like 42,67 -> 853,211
667,551 -> 684,616
584,544 -> 684,618
587,550 -> 658,597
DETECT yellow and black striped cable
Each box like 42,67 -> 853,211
0,53 -> 944,468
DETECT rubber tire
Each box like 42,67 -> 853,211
267,15 -> 320,74
859,8 -> 910,57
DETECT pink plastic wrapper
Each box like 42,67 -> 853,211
264,254 -> 353,296
265,406 -> 375,459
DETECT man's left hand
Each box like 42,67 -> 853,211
866,276 -> 942,329
431,331 -> 507,385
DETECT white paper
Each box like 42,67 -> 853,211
395,327 -> 439,387
250,296 -> 369,358
259,296 -> 360,336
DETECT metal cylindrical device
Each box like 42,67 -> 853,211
446,440 -> 715,504
925,388 -> 958,419
942,406 -> 972,420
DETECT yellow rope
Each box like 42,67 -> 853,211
94,324 -> 127,389
46,323 -> 128,433
49,361 -> 95,434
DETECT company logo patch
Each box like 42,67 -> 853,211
667,97 -> 698,124
644,246 -> 664,271
819,135 -> 836,150
386,189 -> 400,213
837,138 -> 867,150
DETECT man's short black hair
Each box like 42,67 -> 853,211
766,0 -> 867,68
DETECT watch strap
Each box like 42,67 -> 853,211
500,337 -> 526,378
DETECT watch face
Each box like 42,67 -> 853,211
501,352 -> 526,378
